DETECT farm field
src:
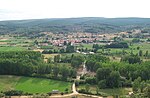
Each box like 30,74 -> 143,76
0,75 -> 72,93
43,54 -> 59,58
97,42 -> 150,56
0,46 -> 27,51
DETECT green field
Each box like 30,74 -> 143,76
77,85 -> 132,96
97,42 -> 150,56
0,75 -> 72,93
77,43 -> 93,49
0,47 -> 27,51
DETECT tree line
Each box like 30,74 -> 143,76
0,51 -> 76,81
84,54 -> 150,89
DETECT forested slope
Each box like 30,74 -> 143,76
1,17 -> 150,34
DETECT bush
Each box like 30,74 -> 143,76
78,89 -> 86,93
47,92 -> 52,96
98,80 -> 107,89
0,92 -> 5,97
4,90 -> 23,96
61,92 -> 64,95
85,77 -> 97,85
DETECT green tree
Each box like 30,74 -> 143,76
60,66 -> 70,80
47,57 -> 53,63
53,65 -> 59,77
45,64 -> 52,74
133,77 -> 141,93
139,50 -> 143,57
60,48 -> 65,53
96,67 -> 111,81
107,71 -> 120,88
132,38 -> 140,43
85,83 -> 90,93
69,68 -> 77,78
98,80 -> 107,89
143,85 -> 150,97
145,50 -> 148,57
71,55 -> 84,68
66,44 -> 75,53
54,55 -> 60,63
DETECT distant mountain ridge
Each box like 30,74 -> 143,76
0,17 -> 150,34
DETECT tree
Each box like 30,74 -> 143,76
64,41 -> 67,45
66,44 -> 75,53
85,77 -> 96,85
106,71 -> 120,88
132,77 -> 141,93
85,83 -> 90,93
85,60 -> 96,71
137,46 -> 140,50
54,55 -> 60,63
145,50 -> 148,57
53,66 -> 59,77
71,55 -> 84,68
45,64 -> 52,74
94,62 -> 102,72
69,68 -> 77,78
60,66 -> 70,80
139,50 -> 143,57
60,48 -> 65,53
98,80 -> 107,89
93,44 -> 99,52
143,85 -> 150,97
82,40 -> 86,43
132,38 -> 140,43
105,42 -> 129,48
96,67 -> 111,81
34,40 -> 38,45
96,86 -> 99,95
139,81 -> 146,93
47,57 -> 53,63
121,55 -> 141,64
37,65 -> 46,74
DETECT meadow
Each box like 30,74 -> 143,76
77,85 -> 132,96
0,75 -> 72,93
0,46 -> 27,51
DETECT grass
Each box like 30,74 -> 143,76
0,75 -> 72,93
77,85 -> 132,96
77,43 -> 93,49
0,46 -> 27,51
82,44 -> 93,49
43,54 -> 59,58
0,75 -> 20,91
98,88 -> 132,96
98,42 -> 150,56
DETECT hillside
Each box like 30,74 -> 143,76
1,17 -> 150,34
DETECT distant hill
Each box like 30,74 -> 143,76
0,17 -> 150,34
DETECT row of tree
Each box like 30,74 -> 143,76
0,51 -> 76,81
37,64 -> 76,80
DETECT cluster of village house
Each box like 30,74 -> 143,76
39,32 -> 116,47
38,29 -> 150,47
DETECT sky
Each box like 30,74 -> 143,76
0,0 -> 150,21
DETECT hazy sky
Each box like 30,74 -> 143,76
0,0 -> 150,20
